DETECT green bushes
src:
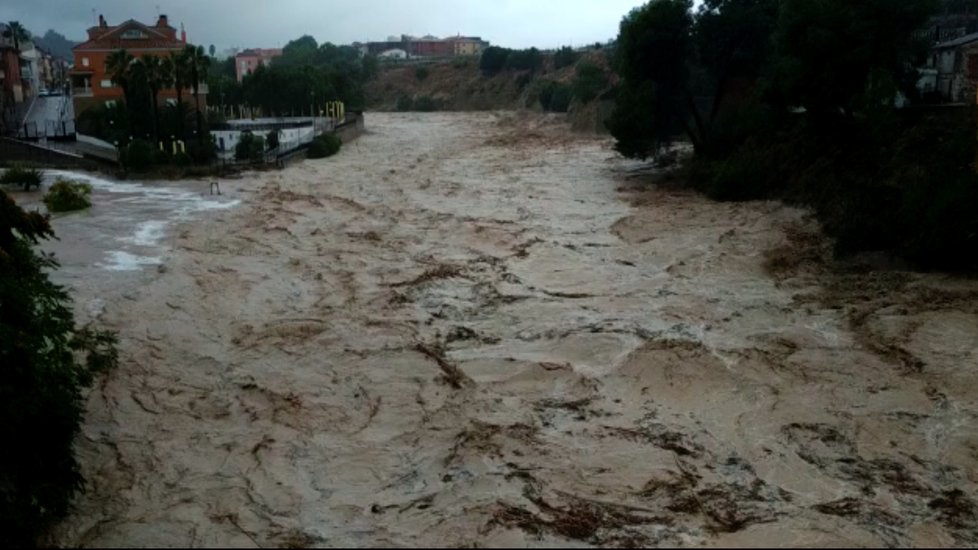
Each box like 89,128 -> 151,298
234,132 -> 266,162
539,81 -> 572,113
415,66 -> 430,81
479,46 -> 510,75
122,139 -> 156,172
42,179 -> 93,213
572,61 -> 609,103
553,46 -> 580,70
396,95 -> 413,111
687,109 -> 978,271
395,95 -> 440,112
173,151 -> 193,167
413,96 -> 439,112
0,191 -> 118,546
0,165 -> 43,191
266,130 -> 280,150
480,46 -> 542,75
307,134 -> 342,159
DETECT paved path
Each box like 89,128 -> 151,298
20,94 -> 73,138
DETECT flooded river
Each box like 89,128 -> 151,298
33,113 -> 978,547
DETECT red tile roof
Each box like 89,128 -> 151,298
74,19 -> 185,51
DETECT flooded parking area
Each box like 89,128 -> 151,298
36,113 -> 978,547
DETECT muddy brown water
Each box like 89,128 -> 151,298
36,112 -> 978,547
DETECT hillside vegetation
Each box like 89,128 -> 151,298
365,49 -> 617,132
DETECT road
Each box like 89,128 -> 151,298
35,112 -> 978,547
20,93 -> 73,139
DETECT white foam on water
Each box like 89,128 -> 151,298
46,171 -> 240,273
98,251 -> 162,271
126,220 -> 167,246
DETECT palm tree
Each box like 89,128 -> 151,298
105,49 -> 134,102
142,54 -> 171,144
163,51 -> 190,138
105,49 -> 134,136
184,45 -> 211,144
4,21 -> 30,51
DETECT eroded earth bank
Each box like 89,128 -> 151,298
48,113 -> 978,547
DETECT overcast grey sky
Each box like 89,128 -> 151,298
0,0 -> 649,52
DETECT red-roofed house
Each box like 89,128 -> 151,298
69,14 -> 207,116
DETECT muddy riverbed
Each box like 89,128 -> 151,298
39,112 -> 978,547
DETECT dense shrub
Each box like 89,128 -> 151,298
515,73 -> 533,91
234,132 -> 266,162
396,95 -> 413,111
188,137 -> 217,164
123,139 -> 156,172
0,191 -> 118,546
480,46 -> 510,75
554,46 -> 580,70
688,108 -> 978,271
506,48 -> 543,72
153,148 -> 172,166
0,165 -> 43,191
307,134 -> 342,159
173,151 -> 193,167
539,81 -> 572,113
42,179 -> 93,213
266,130 -> 280,150
572,61 -> 609,103
415,66 -> 430,81
413,96 -> 439,112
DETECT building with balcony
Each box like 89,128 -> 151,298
0,23 -> 25,109
69,14 -> 207,116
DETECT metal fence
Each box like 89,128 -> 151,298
18,119 -> 76,140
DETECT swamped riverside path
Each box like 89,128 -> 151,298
41,112 -> 978,547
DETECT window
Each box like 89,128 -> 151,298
82,57 -> 89,67
104,100 -> 117,108
165,98 -> 177,106
100,79 -> 113,88
121,29 -> 147,40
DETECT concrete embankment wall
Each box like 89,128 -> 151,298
334,112 -> 366,143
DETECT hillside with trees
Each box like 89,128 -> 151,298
365,46 -> 617,127
32,29 -> 77,60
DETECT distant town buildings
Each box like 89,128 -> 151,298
69,14 -> 206,116
234,48 -> 283,82
0,22 -> 70,133
355,34 -> 489,59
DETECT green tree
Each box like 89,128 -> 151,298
572,60 -> 609,103
105,49 -> 134,137
184,45 -> 211,145
163,50 -> 191,138
770,0 -> 937,118
480,46 -> 510,75
3,21 -> 30,51
553,46 -> 580,70
609,0 -> 700,158
140,55 -> 172,143
0,191 -> 118,546
279,35 -> 319,66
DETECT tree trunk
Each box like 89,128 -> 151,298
150,89 -> 160,144
194,88 -> 203,145
175,86 -> 185,139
